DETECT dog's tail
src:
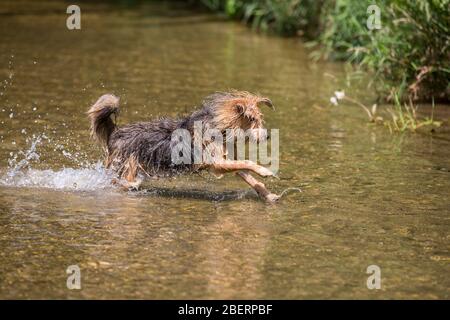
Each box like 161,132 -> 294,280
87,94 -> 120,148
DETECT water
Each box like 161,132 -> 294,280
0,0 -> 449,299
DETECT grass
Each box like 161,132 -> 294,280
331,91 -> 442,133
385,95 -> 442,133
351,0 -> 449,102
200,0 -> 323,37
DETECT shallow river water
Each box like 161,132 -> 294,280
0,1 -> 449,299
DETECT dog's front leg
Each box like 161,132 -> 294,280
237,171 -> 280,203
211,160 -> 274,177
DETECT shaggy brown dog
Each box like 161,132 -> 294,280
88,91 -> 280,202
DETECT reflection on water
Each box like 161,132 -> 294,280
0,1 -> 449,299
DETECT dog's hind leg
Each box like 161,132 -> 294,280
211,160 -> 274,177
112,156 -> 143,191
237,171 -> 280,203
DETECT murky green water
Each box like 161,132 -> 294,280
0,1 -> 449,299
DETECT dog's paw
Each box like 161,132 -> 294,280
256,166 -> 274,177
265,193 -> 281,203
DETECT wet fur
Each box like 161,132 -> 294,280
87,90 -> 279,201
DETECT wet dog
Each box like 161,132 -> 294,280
87,91 -> 280,202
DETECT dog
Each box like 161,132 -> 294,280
87,90 -> 280,202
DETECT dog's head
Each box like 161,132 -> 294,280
204,90 -> 274,142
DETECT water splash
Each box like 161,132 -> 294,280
0,135 -> 116,191
6,134 -> 43,176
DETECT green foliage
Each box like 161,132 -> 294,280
317,0 -> 450,102
200,0 -> 323,37
366,0 -> 449,102
312,0 -> 376,61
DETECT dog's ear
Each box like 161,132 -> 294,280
234,103 -> 245,114
258,97 -> 275,110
